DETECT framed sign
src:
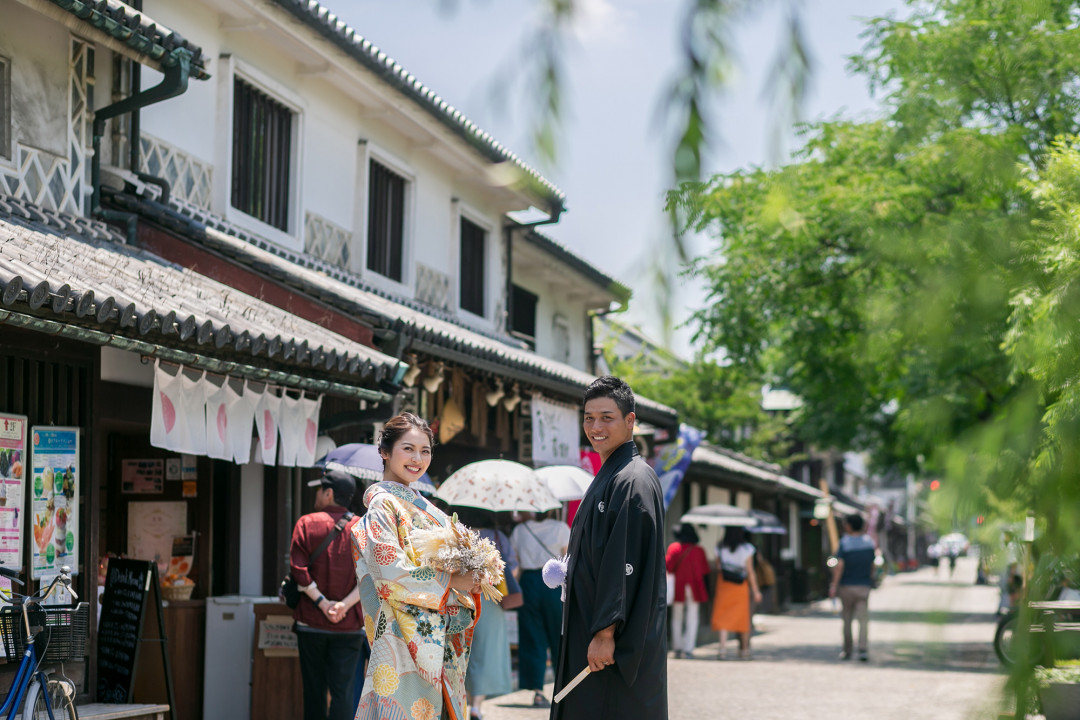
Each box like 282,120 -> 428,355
0,414 -> 27,569
29,427 -> 80,580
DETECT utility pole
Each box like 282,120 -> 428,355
906,473 -> 917,567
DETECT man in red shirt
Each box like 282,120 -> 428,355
290,470 -> 363,720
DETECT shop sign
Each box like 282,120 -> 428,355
258,615 -> 299,657
530,394 -> 579,467
0,413 -> 27,569
29,427 -> 79,580
121,460 -> 164,494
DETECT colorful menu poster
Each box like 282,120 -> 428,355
0,414 -> 27,569
30,427 -> 80,579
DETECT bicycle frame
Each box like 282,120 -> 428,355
0,633 -> 56,720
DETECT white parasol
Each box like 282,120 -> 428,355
437,460 -> 561,512
535,465 -> 595,502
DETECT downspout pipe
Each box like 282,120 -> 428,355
502,207 -> 564,338
92,51 -> 191,243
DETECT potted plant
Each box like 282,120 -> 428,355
1035,661 -> 1080,720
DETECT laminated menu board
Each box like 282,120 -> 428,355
0,414 -> 27,569
29,427 -> 79,579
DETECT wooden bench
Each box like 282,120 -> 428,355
76,703 -> 171,720
1028,599 -> 1080,666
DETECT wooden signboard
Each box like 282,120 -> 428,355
95,558 -> 176,713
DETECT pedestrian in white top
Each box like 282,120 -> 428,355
509,511 -> 570,707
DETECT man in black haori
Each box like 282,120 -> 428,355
551,376 -> 668,720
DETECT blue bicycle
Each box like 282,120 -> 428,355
0,565 -> 87,720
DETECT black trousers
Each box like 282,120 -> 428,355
295,627 -> 364,720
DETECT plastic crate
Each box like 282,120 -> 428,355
0,603 -> 88,662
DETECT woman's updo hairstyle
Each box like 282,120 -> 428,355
378,412 -> 434,459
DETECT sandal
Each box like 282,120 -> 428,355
533,692 -> 551,708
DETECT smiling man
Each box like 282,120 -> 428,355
551,376 -> 668,720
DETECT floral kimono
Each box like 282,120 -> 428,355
353,481 -> 479,720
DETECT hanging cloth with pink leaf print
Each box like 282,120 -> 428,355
150,361 -> 207,454
253,386 -> 281,466
227,380 -> 257,465
204,377 -> 231,461
295,394 -> 323,467
277,393 -> 303,467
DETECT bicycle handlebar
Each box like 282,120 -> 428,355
0,566 -> 24,586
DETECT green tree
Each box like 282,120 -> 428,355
675,0 -> 1080,477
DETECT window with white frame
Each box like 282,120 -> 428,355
231,77 -> 293,231
459,216 -> 486,316
0,55 -> 9,161
367,159 -> 406,282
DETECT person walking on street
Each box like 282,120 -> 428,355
666,524 -> 709,659
830,513 -> 876,662
352,413 -> 482,720
710,526 -> 761,660
457,507 -> 519,720
551,376 -> 668,720
289,469 -> 364,720
510,510 -> 570,707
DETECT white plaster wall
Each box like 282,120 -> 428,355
514,271 -> 593,371
138,0 -> 508,322
238,459 -> 265,595
0,6 -> 71,158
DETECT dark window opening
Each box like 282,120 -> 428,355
1,56 -> 11,160
231,77 -> 293,231
367,159 -> 406,281
511,285 -> 538,349
459,217 -> 486,316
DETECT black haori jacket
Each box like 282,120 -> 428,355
551,441 -> 668,720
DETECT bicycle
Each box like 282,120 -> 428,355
0,565 -> 87,720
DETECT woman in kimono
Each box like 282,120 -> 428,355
353,413 -> 482,720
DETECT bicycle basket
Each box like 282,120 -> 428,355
0,603 -> 88,662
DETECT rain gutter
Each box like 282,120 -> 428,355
91,50 -> 192,243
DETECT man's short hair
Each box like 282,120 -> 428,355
583,375 -> 635,417
846,513 -> 865,532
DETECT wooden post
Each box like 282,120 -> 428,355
819,480 -> 840,555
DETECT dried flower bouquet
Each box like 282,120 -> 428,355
410,513 -> 506,602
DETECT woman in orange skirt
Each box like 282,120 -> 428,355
711,527 -> 762,659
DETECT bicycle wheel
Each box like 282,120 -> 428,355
994,612 -> 1020,667
23,677 -> 78,720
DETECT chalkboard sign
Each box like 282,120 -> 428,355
96,559 -> 153,703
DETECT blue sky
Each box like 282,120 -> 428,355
334,0 -> 904,355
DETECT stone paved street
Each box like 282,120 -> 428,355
481,557 -> 1006,720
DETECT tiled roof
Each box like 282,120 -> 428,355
522,230 -> 631,305
106,191 -> 678,426
47,0 -> 211,80
269,0 -> 563,214
0,195 -> 402,399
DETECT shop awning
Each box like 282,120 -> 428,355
690,445 -> 785,490
108,191 -> 679,428
0,196 -> 403,401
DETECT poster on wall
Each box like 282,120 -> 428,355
0,414 -> 27,569
30,427 -> 80,579
127,501 -> 188,577
121,459 -> 164,494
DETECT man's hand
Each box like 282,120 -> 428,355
587,625 -> 616,672
327,601 -> 348,623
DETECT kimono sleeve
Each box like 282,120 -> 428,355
362,495 -> 454,612
588,472 -> 663,687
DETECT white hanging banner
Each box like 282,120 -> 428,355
204,378 -> 231,461
277,394 -> 302,467
228,380 -> 257,465
151,362 -> 207,455
253,387 -> 282,467
530,393 -> 580,467
296,394 -> 323,468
